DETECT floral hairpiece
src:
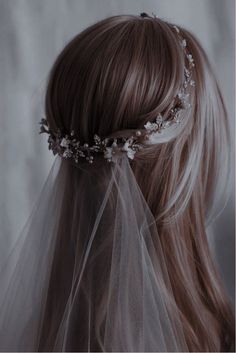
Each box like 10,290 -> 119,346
40,16 -> 195,164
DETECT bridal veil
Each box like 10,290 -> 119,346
0,155 -> 189,351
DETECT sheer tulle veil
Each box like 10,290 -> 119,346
0,155 -> 189,351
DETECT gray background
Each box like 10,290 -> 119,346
0,0 -> 234,300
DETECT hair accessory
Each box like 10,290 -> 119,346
40,18 -> 195,164
140,12 -> 158,18
140,12 -> 150,18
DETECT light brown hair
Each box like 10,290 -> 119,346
44,15 -> 234,351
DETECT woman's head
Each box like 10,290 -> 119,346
45,14 -> 229,221
44,14 -> 234,351
46,14 -> 186,138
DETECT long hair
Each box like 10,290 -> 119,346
44,15 -> 234,351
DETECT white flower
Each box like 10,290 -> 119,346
178,92 -> 190,108
103,141 -> 119,162
127,148 -> 136,159
181,39 -> 187,48
144,121 -> 158,132
122,140 -> 136,160
187,54 -> 194,63
62,149 -> 73,158
60,137 -> 70,148
104,147 -> 113,160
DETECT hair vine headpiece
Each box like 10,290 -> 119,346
40,14 -> 195,164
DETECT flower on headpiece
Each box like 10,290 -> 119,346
144,121 -> 157,132
63,149 -> 73,158
104,147 -> 113,161
103,141 -> 118,162
187,54 -> 194,64
60,137 -> 70,149
181,39 -> 187,48
122,139 -> 136,160
177,92 -> 190,109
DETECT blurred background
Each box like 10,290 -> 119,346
0,0 -> 234,301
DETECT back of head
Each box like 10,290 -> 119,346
44,14 -> 234,351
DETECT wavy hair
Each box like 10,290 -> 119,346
44,15 -> 234,351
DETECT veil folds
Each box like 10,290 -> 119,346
0,155 -> 189,352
